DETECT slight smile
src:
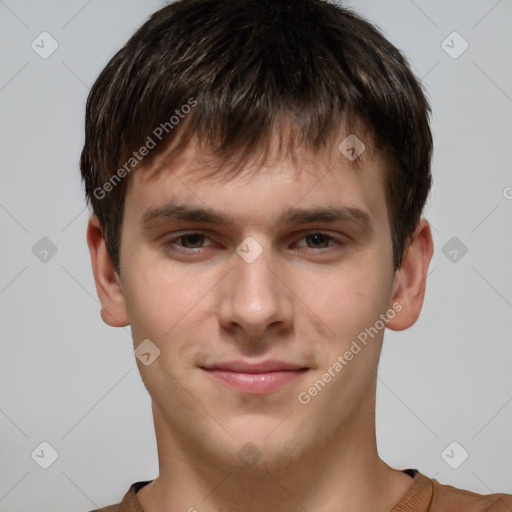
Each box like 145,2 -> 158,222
199,361 -> 310,394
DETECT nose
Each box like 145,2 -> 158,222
217,242 -> 294,339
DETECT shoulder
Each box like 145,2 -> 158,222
87,481 -> 149,512
87,506 -> 122,512
87,502 -> 127,512
430,477 -> 512,511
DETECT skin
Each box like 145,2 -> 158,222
87,127 -> 434,512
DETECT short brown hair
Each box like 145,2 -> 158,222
80,0 -> 433,274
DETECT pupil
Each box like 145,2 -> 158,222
184,234 -> 203,247
310,234 -> 325,247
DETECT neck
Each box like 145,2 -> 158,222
137,390 -> 414,512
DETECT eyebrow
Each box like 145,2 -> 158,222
141,201 -> 373,232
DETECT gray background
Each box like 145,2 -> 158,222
0,0 -> 511,510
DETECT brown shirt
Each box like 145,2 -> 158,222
90,469 -> 512,511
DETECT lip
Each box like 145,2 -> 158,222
202,360 -> 307,373
200,360 -> 309,394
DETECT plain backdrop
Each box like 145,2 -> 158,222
0,0 -> 511,510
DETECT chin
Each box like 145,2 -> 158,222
215,418 -> 310,470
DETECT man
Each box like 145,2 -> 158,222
81,0 -> 512,510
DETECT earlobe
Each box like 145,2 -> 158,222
86,214 -> 129,328
386,218 -> 434,332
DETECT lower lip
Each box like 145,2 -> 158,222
202,368 -> 308,394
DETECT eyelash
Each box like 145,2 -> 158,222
162,231 -> 345,256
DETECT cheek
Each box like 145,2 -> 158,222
121,254 -> 217,351
121,255 -> 180,341
300,256 -> 391,342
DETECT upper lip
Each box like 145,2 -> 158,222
200,360 -> 308,373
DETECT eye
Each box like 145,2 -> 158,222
163,232 -> 216,255
294,232 -> 340,250
297,233 -> 335,249
161,230 -> 345,258
178,233 -> 208,249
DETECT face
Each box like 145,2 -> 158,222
103,132 -> 407,470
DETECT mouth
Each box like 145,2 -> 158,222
199,361 -> 309,394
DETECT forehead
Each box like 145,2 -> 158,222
123,128 -> 390,231
131,117 -> 384,183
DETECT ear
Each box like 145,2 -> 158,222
86,214 -> 129,327
386,218 -> 434,331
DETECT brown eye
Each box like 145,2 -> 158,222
163,232 -> 216,255
294,232 -> 339,250
304,233 -> 332,249
180,234 -> 206,248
